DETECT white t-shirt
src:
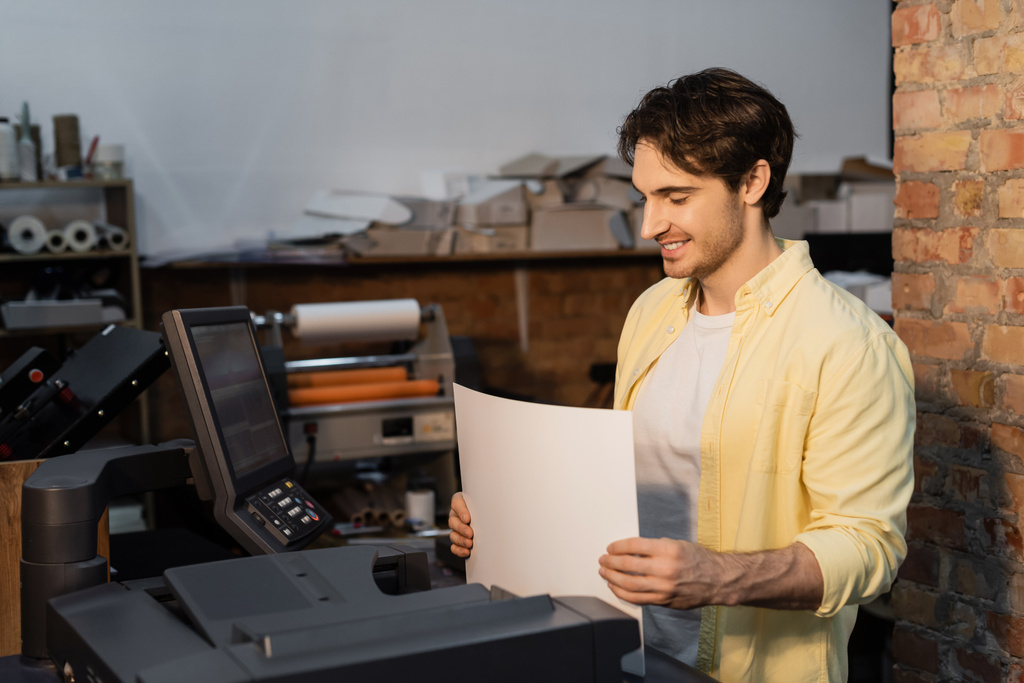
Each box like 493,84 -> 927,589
632,308 -> 735,666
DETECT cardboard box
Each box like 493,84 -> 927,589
453,225 -> 529,254
343,227 -> 454,258
525,179 -> 566,211
531,205 -> 630,252
573,176 -> 637,213
455,180 -> 527,226
499,153 -> 606,179
843,182 -> 895,234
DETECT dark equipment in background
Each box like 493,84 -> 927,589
0,325 -> 167,461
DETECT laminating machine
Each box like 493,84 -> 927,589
254,298 -> 457,465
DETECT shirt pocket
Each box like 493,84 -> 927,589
749,379 -> 817,474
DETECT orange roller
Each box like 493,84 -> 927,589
287,366 -> 408,389
288,379 -> 440,407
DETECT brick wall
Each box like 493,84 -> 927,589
892,1 -> 1024,680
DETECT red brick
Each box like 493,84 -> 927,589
917,413 -> 962,448
900,543 -> 941,586
956,646 -> 1003,683
952,0 -> 1003,36
982,325 -> 1024,365
960,421 -> 987,450
1002,374 -> 1024,414
945,84 -> 1003,123
950,369 -> 995,409
984,518 -> 1024,560
914,453 -> 942,493
895,131 -> 972,172
894,226 -> 978,264
945,276 -> 1002,315
895,181 -> 941,219
893,627 -> 940,673
975,34 -> 1024,75
895,318 -> 974,361
981,130 -> 1024,172
949,463 -> 986,501
913,362 -> 945,403
1007,78 -> 1024,120
988,611 -> 1024,657
895,44 -> 972,84
892,582 -> 942,628
957,555 -> 996,600
952,179 -> 984,217
907,504 -> 967,550
894,90 -> 945,131
894,273 -> 936,311
1006,472 -> 1024,514
993,422 -> 1024,461
893,4 -> 942,46
988,229 -> 1024,269
999,179 -> 1024,218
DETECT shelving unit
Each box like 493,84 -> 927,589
0,178 -> 149,444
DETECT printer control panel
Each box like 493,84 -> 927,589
245,478 -> 330,547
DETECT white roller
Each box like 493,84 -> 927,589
94,221 -> 129,251
6,215 -> 47,254
45,230 -> 68,253
64,219 -> 97,253
290,298 -> 421,345
404,489 -> 435,525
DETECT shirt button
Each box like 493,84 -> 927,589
765,300 -> 773,308
633,369 -> 639,377
667,326 -> 675,334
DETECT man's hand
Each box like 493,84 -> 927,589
448,492 -> 474,558
598,537 -> 824,611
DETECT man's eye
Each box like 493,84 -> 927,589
670,196 -> 688,205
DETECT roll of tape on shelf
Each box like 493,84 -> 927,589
404,489 -> 435,526
94,221 -> 129,251
63,219 -> 97,253
7,215 -> 47,254
45,229 -> 68,253
290,298 -> 421,345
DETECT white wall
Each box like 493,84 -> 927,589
0,1 -> 893,258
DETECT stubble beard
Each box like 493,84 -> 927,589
663,201 -> 746,282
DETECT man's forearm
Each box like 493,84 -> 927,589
710,542 -> 823,611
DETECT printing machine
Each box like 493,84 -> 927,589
16,305 -> 659,683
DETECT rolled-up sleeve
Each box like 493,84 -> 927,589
793,331 -> 916,618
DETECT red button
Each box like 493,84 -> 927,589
29,369 -> 44,383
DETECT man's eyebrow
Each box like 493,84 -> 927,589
631,184 -> 701,196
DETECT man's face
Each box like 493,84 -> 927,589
632,142 -> 746,282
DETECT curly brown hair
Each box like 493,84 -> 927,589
617,68 -> 796,220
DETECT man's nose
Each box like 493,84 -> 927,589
639,202 -> 668,241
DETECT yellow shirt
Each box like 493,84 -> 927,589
614,240 -> 915,682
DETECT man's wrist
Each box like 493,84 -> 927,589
707,543 -> 823,611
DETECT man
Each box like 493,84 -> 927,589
449,68 -> 915,682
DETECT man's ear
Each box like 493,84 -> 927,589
743,160 -> 771,207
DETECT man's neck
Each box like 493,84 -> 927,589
696,229 -> 784,316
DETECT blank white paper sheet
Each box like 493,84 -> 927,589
453,384 -> 643,672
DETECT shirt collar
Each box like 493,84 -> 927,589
737,239 -> 814,316
673,239 -> 814,317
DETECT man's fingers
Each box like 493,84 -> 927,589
447,509 -> 474,537
607,583 -> 662,605
599,552 -> 649,576
450,492 -> 471,524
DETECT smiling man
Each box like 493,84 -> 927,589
450,68 -> 915,682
